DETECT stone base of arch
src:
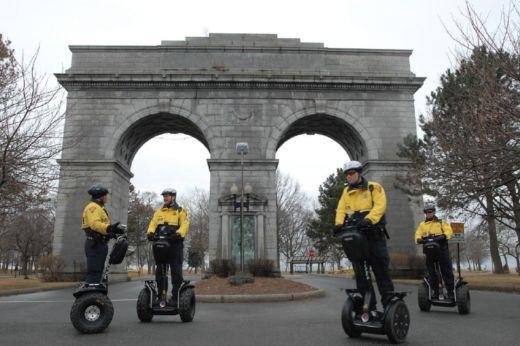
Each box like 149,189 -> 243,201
207,158 -> 279,269
52,159 -> 132,281
364,160 -> 425,278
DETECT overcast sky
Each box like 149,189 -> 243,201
1,0 -> 509,201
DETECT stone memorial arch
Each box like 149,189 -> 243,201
53,34 -> 425,278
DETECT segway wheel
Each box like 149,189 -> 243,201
70,293 -> 114,334
384,300 -> 410,344
418,282 -> 431,312
137,288 -> 154,322
341,297 -> 362,338
456,284 -> 471,315
179,288 -> 196,322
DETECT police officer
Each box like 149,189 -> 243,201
335,161 -> 394,309
81,185 -> 125,284
146,188 -> 189,304
415,203 -> 454,299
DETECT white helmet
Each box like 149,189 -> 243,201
423,202 -> 436,213
342,161 -> 363,173
161,188 -> 177,196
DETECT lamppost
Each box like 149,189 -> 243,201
233,142 -> 250,274
230,182 -> 253,272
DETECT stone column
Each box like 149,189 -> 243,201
208,159 -> 278,265
52,159 -> 132,282
364,160 -> 424,277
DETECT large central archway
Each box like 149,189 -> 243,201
115,112 -> 210,168
53,33 -> 424,278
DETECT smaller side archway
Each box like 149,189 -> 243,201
266,106 -> 377,162
276,113 -> 366,161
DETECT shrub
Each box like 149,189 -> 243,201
247,259 -> 275,277
38,255 -> 66,282
209,259 -> 236,278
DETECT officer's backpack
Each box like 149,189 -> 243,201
109,236 -> 129,265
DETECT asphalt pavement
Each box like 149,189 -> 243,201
0,274 -> 518,345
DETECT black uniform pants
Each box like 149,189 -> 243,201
351,238 -> 394,309
426,242 -> 454,292
84,239 -> 108,284
155,240 -> 184,295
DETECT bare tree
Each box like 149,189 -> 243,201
126,188 -> 156,273
5,201 -> 54,278
181,188 -> 209,272
397,2 -> 520,273
498,226 -> 520,273
461,222 -> 490,272
276,172 -> 313,271
0,34 -> 65,224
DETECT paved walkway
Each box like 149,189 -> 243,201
0,275 -> 519,345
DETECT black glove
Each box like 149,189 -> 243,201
107,222 -> 120,235
417,238 -> 425,245
146,233 -> 154,241
172,232 -> 183,241
333,224 -> 343,235
435,234 -> 447,241
357,218 -> 372,228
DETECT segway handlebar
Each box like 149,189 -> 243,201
333,223 -> 371,238
152,224 -> 181,241
418,234 -> 446,244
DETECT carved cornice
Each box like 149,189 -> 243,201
55,73 -> 425,92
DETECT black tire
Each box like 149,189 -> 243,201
137,288 -> 154,322
70,293 -> 114,334
418,282 -> 431,312
341,298 -> 362,338
456,284 -> 471,315
178,288 -> 196,322
384,300 -> 410,344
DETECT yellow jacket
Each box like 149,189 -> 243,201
147,204 -> 190,238
335,180 -> 387,226
414,219 -> 453,243
81,201 -> 110,235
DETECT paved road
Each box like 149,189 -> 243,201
0,275 -> 519,345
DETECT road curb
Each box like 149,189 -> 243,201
0,275 -> 142,297
197,288 -> 325,303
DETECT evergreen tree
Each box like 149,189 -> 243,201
306,168 -> 346,268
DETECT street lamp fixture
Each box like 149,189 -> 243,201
230,183 -> 252,212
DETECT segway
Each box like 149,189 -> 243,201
70,229 -> 129,333
136,225 -> 196,323
417,234 -> 470,314
336,223 -> 410,344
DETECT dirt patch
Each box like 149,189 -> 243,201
194,277 -> 317,295
0,278 -> 78,292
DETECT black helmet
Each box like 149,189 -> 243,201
88,184 -> 109,199
161,188 -> 177,196
423,202 -> 436,213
